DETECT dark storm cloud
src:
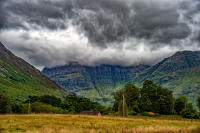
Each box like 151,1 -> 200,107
0,0 -> 6,29
1,0 -> 72,30
0,0 -> 193,46
70,0 -> 192,47
0,0 -> 200,68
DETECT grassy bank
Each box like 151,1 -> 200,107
0,114 -> 200,133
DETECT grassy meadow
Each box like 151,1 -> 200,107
0,114 -> 200,133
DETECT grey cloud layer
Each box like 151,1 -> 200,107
0,0 -> 200,68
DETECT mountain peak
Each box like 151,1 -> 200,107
173,50 -> 200,56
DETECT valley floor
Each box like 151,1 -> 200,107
0,114 -> 200,133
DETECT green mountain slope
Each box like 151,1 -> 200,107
43,51 -> 200,107
43,63 -> 149,106
0,42 -> 70,102
134,51 -> 200,106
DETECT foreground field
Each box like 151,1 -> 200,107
0,114 -> 200,133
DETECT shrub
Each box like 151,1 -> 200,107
142,112 -> 149,116
142,112 -> 155,117
148,112 -> 155,117
31,102 -> 52,113
128,110 -> 137,116
11,103 -> 25,114
26,95 -> 62,107
154,113 -> 161,117
51,107 -> 68,114
0,91 -> 11,114
191,112 -> 200,119
30,102 -> 68,114
113,112 -> 120,116
181,109 -> 199,119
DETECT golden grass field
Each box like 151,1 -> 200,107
0,114 -> 200,133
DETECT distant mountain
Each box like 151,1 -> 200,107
0,42 -> 71,102
134,51 -> 200,106
43,51 -> 200,106
43,63 -> 149,106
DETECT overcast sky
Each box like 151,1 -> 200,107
0,0 -> 200,69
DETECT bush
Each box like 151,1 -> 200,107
31,102 -> 52,113
51,107 -> 68,114
191,112 -> 200,119
30,102 -> 68,114
26,95 -> 62,107
11,103 -> 25,114
142,112 -> 149,116
128,110 -> 137,116
142,112 -> 155,117
112,112 -> 120,116
181,109 -> 199,119
154,113 -> 161,117
0,91 -> 11,114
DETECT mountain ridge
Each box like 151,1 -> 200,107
0,42 -> 71,102
43,50 -> 200,106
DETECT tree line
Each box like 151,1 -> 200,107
113,80 -> 200,119
1,80 -> 200,119
0,92 -> 111,114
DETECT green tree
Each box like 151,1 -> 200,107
26,95 -> 62,107
157,88 -> 173,114
181,103 -> 199,119
61,95 -> 106,113
124,84 -> 139,111
139,80 -> 173,114
0,91 -> 11,114
39,95 -> 62,107
113,84 -> 139,112
174,96 -> 187,115
11,102 -> 25,114
140,80 -> 155,112
31,102 -> 52,113
197,96 -> 200,110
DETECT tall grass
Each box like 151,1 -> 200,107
0,114 -> 200,133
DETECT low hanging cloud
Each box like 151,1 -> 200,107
0,0 -> 200,69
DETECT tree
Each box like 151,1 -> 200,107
139,80 -> 173,114
26,95 -> 62,107
140,80 -> 155,112
113,84 -> 139,112
124,84 -> 139,111
61,95 -> 106,113
157,88 -> 173,114
181,104 -> 199,119
174,96 -> 187,115
31,102 -> 53,113
11,102 -> 25,114
0,91 -> 11,114
39,95 -> 62,107
197,96 -> 200,110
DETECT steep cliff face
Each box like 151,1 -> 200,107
43,63 -> 149,105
